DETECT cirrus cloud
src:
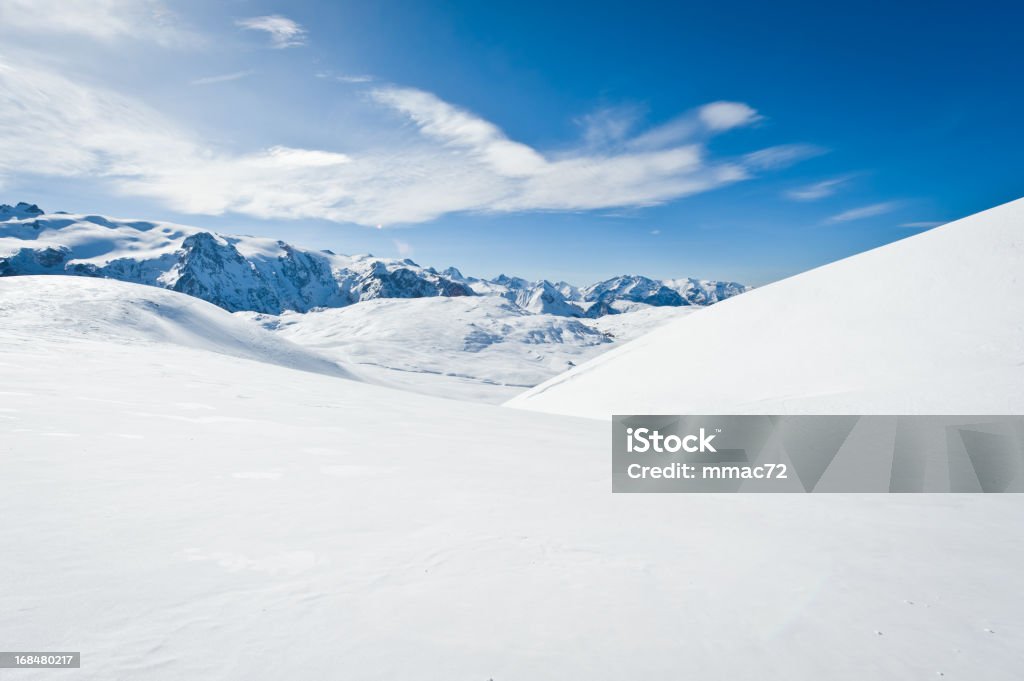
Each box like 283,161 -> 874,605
826,201 -> 901,224
0,0 -> 198,47
785,176 -> 849,201
236,15 -> 307,49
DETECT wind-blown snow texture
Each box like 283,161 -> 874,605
509,197 -> 1024,417
2,275 -> 1022,680
0,202 -> 747,316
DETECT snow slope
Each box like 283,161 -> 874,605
244,297 -> 696,403
0,276 -> 357,380
509,197 -> 1024,418
1,275 -> 1022,680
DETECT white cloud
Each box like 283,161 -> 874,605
744,144 -> 827,170
698,101 -> 761,131
627,101 -> 761,151
236,15 -> 307,49
900,221 -> 944,229
0,0 -> 198,47
190,70 -> 254,86
785,177 -> 848,201
316,71 -> 374,83
826,202 -> 900,224
370,86 -> 548,178
0,58 -> 820,226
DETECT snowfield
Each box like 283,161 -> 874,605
243,297 -> 696,402
509,197 -> 1024,418
1,273 -> 1023,680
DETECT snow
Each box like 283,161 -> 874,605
1,275 -> 1022,679
242,296 -> 695,402
509,197 -> 1024,418
0,276 -> 357,380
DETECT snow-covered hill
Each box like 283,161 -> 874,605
244,297 -> 696,402
2,273 -> 1022,680
509,197 -> 1024,417
0,276 -> 357,379
0,202 -> 747,317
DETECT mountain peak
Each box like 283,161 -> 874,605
0,202 -> 44,221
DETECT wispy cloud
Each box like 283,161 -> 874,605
627,101 -> 761,151
744,144 -> 827,170
826,201 -> 900,224
575,105 -> 644,148
190,70 -> 254,86
900,220 -> 945,229
0,0 -> 198,47
0,58 -> 821,226
236,15 -> 306,49
785,176 -> 848,201
317,71 -> 375,84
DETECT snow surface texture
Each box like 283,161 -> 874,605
0,203 -> 747,317
509,197 -> 1024,417
1,275 -> 1021,680
243,298 -> 695,403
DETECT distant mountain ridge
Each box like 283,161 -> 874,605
0,202 -> 749,316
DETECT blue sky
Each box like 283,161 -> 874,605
0,0 -> 1020,285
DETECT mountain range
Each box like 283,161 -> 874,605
0,202 -> 748,317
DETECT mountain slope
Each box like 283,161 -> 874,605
2,276 -> 1022,680
0,276 -> 357,380
508,197 -> 1024,417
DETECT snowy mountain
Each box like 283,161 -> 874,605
509,197 -> 1024,418
582,274 -> 689,307
0,201 -> 44,221
3,267 -> 1022,680
0,202 -> 750,317
447,266 -> 749,317
0,205 -> 474,314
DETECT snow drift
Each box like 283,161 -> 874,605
508,197 -> 1024,417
